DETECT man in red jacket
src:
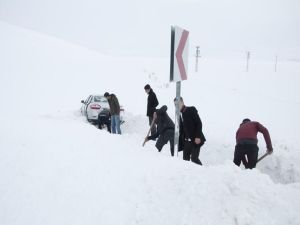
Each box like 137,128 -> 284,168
234,118 -> 273,169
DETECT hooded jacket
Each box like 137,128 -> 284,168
148,105 -> 174,140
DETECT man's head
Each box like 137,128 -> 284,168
104,92 -> 111,100
174,96 -> 184,111
242,118 -> 251,123
144,84 -> 151,94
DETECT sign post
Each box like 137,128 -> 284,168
170,26 -> 189,156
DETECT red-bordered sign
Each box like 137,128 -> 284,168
170,26 -> 189,82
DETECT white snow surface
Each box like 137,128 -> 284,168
0,21 -> 300,225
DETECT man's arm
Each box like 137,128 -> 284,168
153,93 -> 159,107
147,132 -> 159,140
191,107 -> 202,139
257,122 -> 273,153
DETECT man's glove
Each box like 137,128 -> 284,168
267,147 -> 273,154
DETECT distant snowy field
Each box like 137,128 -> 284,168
1,21 -> 300,225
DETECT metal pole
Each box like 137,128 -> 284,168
195,46 -> 200,72
246,51 -> 250,72
174,81 -> 181,157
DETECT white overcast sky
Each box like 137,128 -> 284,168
0,0 -> 300,58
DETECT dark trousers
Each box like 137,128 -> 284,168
148,116 -> 157,136
155,129 -> 174,156
183,141 -> 203,165
98,116 -> 111,133
234,144 -> 259,169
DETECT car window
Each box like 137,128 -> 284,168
85,95 -> 92,104
94,96 -> 108,103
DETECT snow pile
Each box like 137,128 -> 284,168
0,21 -> 300,225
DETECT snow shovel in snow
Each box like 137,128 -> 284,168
256,152 -> 270,163
142,118 -> 156,147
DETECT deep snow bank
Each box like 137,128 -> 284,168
0,111 -> 300,225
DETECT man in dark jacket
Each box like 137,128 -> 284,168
176,97 -> 206,165
234,118 -> 273,169
144,84 -> 159,136
144,105 -> 175,156
104,92 -> 121,134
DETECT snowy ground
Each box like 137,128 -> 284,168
1,21 -> 300,225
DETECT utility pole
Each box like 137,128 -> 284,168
246,51 -> 250,72
195,46 -> 200,72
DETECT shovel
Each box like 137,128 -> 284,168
142,118 -> 156,147
257,152 -> 271,163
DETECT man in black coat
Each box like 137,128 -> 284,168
144,84 -> 159,136
175,97 -> 206,165
144,105 -> 175,156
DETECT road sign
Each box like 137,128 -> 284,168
170,25 -> 189,156
170,26 -> 189,82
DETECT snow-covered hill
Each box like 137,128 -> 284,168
0,21 -> 300,225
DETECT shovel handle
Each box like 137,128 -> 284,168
142,118 -> 156,147
257,152 -> 269,163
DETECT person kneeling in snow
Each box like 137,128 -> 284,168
98,108 -> 111,133
144,105 -> 175,156
234,118 -> 273,169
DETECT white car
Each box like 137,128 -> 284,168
80,94 -> 124,124
81,95 -> 110,123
